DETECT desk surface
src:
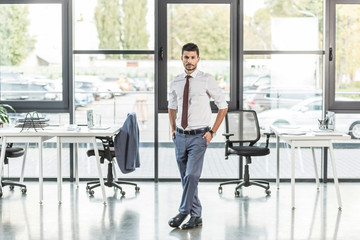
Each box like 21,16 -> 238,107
270,125 -> 351,141
0,126 -> 121,137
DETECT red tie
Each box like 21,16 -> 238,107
181,75 -> 192,129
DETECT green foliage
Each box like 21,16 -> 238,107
246,0 -> 323,50
0,104 -> 15,124
94,0 -> 122,58
167,4 -> 230,60
94,0 -> 149,60
246,8 -> 272,50
335,5 -> 360,88
122,0 -> 149,59
0,5 -> 34,65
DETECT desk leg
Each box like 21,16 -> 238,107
39,139 -> 43,204
0,137 -> 7,189
311,148 -> 320,190
75,143 -> 79,187
291,145 -> 295,209
57,137 -> 62,204
20,143 -> 29,183
329,142 -> 342,210
276,135 -> 280,189
93,138 -> 107,205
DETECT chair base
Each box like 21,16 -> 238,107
218,179 -> 271,196
86,180 -> 140,197
0,180 -> 27,197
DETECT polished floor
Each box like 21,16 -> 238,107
0,181 -> 360,240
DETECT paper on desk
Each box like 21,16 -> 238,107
312,131 -> 344,136
279,131 -> 307,135
277,125 -> 301,129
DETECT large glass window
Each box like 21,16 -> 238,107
244,0 -> 323,51
243,0 -> 326,180
166,3 -> 231,101
158,0 -> 236,111
244,54 -> 323,130
157,0 -> 236,179
0,2 -> 67,111
328,1 -> 360,112
334,4 -> 360,101
74,0 -> 154,51
73,0 -> 155,179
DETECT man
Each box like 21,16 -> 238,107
168,43 -> 228,229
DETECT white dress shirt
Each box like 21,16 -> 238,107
168,69 -> 228,130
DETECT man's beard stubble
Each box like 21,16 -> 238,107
185,64 -> 196,71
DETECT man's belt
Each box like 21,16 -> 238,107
176,127 -> 210,135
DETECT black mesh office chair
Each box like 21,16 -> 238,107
218,110 -> 272,196
0,143 -> 27,197
86,136 -> 140,197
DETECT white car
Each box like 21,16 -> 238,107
258,97 -> 360,139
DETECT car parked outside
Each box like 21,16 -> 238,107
117,75 -> 133,92
257,97 -> 360,139
100,77 -> 124,97
74,89 -> 90,109
0,81 -> 57,101
128,77 -> 154,91
245,86 -> 322,113
243,75 -> 271,91
0,72 -> 57,101
75,75 -> 115,100
100,76 -> 132,94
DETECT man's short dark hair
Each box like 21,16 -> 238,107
182,43 -> 199,57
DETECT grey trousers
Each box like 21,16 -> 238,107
173,131 -> 208,217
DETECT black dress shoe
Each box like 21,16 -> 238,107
181,216 -> 202,229
168,213 -> 188,228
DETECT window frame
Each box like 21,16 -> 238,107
157,0 -> 239,113
327,0 -> 360,113
0,0 -> 71,113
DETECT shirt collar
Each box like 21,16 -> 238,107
183,69 -> 199,79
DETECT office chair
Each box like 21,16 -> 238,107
86,136 -> 140,197
0,143 -> 27,197
218,110 -> 272,196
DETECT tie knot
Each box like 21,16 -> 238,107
186,75 -> 192,80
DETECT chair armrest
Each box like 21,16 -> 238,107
222,133 -> 234,159
222,133 -> 234,139
95,136 -> 114,161
263,131 -> 274,148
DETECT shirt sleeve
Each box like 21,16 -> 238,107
207,75 -> 228,109
168,80 -> 178,109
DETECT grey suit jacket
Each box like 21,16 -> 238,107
114,113 -> 140,174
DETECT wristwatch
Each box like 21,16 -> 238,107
209,130 -> 216,137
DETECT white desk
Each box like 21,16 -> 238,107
52,126 -> 120,204
0,129 -> 53,203
270,125 -> 351,209
0,126 -> 120,204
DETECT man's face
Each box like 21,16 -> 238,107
181,51 -> 200,73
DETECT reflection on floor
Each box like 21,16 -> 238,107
0,181 -> 359,240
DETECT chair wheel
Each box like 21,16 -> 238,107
21,188 -> 27,194
89,190 -> 95,196
235,190 -> 240,197
9,186 -> 14,190
218,186 -> 222,194
121,191 -> 126,196
135,186 -> 140,192
266,189 -> 271,195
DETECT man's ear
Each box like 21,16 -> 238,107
181,55 -> 183,61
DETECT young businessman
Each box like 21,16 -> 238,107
168,43 -> 228,229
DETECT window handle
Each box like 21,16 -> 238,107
329,47 -> 333,61
159,47 -> 164,61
